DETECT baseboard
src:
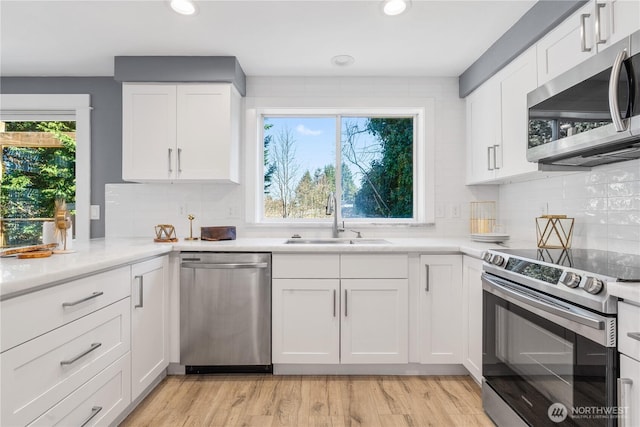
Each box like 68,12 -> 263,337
273,363 -> 469,375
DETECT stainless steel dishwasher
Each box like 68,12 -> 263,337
180,252 -> 271,373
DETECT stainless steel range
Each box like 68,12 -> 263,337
481,248 -> 640,427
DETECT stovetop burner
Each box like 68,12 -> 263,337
496,248 -> 640,282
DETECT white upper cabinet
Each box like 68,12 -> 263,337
122,83 -> 241,183
466,46 -> 538,184
466,77 -> 499,184
496,47 -> 538,179
537,0 -> 640,85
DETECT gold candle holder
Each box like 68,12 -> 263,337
184,214 -> 198,241
470,201 -> 496,234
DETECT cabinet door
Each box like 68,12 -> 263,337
340,279 -> 408,364
272,279 -> 340,364
177,84 -> 238,182
131,256 -> 169,400
419,255 -> 463,364
537,2 -> 596,85
466,80 -> 498,184
597,0 -> 640,52
122,84 -> 177,181
496,47 -> 538,179
619,354 -> 639,427
462,256 -> 483,383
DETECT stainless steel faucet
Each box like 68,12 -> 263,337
325,192 -> 344,238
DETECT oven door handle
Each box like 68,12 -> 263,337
482,274 -> 605,331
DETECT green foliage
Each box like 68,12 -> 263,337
263,122 -> 276,194
353,118 -> 413,218
1,121 -> 76,245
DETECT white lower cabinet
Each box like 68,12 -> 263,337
131,256 -> 169,400
272,278 -> 340,364
1,298 -> 131,426
28,353 -> 132,427
340,279 -> 408,364
619,354 -> 639,427
272,253 -> 409,365
419,255 -> 463,364
618,300 -> 640,427
462,256 -> 483,382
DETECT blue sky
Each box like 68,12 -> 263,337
264,116 -> 336,175
264,116 -> 379,193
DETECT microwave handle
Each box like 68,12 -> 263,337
609,49 -> 629,132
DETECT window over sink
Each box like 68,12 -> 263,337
256,108 -> 430,225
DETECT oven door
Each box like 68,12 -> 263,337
482,273 -> 618,427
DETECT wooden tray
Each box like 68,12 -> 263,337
17,250 -> 53,259
0,243 -> 58,257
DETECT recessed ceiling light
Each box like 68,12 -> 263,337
331,55 -> 355,67
382,0 -> 408,16
170,0 -> 198,16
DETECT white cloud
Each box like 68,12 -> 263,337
296,124 -> 322,136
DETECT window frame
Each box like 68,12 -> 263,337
0,94 -> 91,241
251,105 -> 434,226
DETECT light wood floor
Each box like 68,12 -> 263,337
121,375 -> 495,427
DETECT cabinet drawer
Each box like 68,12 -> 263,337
28,353 -> 132,427
341,254 -> 408,278
273,254 -> 340,278
619,301 -> 640,361
1,266 -> 130,352
1,299 -> 131,427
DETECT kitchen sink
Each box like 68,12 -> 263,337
284,238 -> 391,245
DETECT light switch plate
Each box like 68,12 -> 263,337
90,205 -> 100,220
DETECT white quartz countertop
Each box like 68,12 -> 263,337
1,236 -> 506,300
608,281 -> 640,305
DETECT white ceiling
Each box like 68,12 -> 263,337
0,0 -> 536,78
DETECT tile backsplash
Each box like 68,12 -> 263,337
499,158 -> 640,255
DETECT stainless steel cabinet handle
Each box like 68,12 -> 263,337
177,147 -> 182,173
627,332 -> 640,341
595,3 -> 606,45
344,290 -> 348,317
609,49 -> 630,132
62,291 -> 104,307
181,262 -> 269,269
493,144 -> 501,170
79,406 -> 103,427
580,14 -> 592,52
487,146 -> 494,171
333,289 -> 336,317
618,378 -> 633,427
60,342 -> 102,366
425,264 -> 430,292
168,148 -> 173,173
134,275 -> 144,308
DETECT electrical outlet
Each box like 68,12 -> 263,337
450,203 -> 461,218
90,205 -> 100,220
435,204 -> 445,218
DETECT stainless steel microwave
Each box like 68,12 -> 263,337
527,30 -> 640,167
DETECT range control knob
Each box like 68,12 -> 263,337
492,255 -> 505,267
483,252 -> 493,263
584,277 -> 604,295
561,272 -> 581,288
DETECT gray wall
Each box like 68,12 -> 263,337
459,0 -> 588,97
1,77 -> 124,238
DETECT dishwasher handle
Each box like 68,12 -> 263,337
181,262 -> 269,269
